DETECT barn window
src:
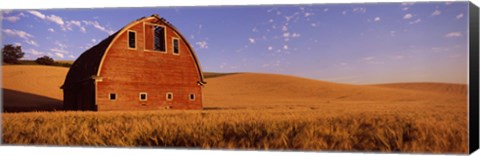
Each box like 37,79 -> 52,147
154,25 -> 166,51
172,38 -> 179,55
189,93 -> 195,101
139,92 -> 147,101
166,92 -> 173,101
128,30 -> 136,49
109,93 -> 117,101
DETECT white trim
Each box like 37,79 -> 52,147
109,92 -> 117,101
139,92 -> 148,101
142,21 -> 145,51
188,93 -> 195,101
172,37 -> 180,56
166,92 -> 173,101
127,30 -> 137,50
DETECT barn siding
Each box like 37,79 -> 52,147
96,18 -> 202,111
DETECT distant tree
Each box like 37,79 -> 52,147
2,44 -> 25,64
35,56 -> 55,65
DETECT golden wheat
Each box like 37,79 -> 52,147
2,108 -> 467,154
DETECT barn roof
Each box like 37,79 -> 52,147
61,14 -> 206,89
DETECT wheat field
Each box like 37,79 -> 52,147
1,66 -> 469,154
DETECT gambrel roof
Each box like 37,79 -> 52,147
61,14 -> 206,89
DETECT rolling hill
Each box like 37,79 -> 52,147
2,65 -> 467,112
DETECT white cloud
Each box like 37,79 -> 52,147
352,7 -> 367,13
55,53 -> 64,58
362,56 -> 384,64
25,40 -> 39,47
283,45 -> 288,50
82,20 -> 115,35
219,62 -> 226,69
456,14 -> 464,19
50,48 -> 68,54
342,10 -> 348,15
63,20 -> 81,31
390,30 -> 396,37
1,10 -> 13,14
28,10 -> 46,19
445,32 -> 462,38
195,41 -> 208,49
432,10 -> 441,16
362,57 -> 375,61
54,41 -> 68,49
69,55 -> 75,59
248,38 -> 255,44
310,23 -> 317,27
48,28 -> 55,32
283,32 -> 290,38
28,10 -> 65,28
291,33 -> 301,38
401,2 -> 415,6
28,49 -> 44,56
80,27 -> 87,33
251,28 -> 258,32
69,20 -> 81,27
403,13 -> 413,19
2,29 -> 33,39
282,25 -> 288,32
304,12 -> 313,17
402,7 -> 409,11
374,17 -> 381,22
267,46 -> 273,51
4,16 -> 20,23
46,14 -> 64,25
91,39 -> 97,43
285,15 -> 295,22
409,19 -> 422,24
2,29 -> 38,47
268,19 -> 274,23
324,8 -> 329,12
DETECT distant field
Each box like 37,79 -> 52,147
2,60 -> 73,67
1,65 -> 468,153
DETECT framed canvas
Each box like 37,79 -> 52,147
1,0 -> 479,155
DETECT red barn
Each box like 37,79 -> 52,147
61,14 -> 206,111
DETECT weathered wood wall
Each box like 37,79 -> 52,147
96,18 -> 203,110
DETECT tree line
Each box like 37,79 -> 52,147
2,44 -> 72,67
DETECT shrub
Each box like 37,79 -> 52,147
35,56 -> 55,65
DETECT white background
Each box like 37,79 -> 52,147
0,0 -> 479,156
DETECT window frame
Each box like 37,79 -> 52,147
139,92 -> 148,101
166,92 -> 173,101
127,30 -> 137,50
189,93 -> 195,101
172,37 -> 180,55
109,92 -> 117,101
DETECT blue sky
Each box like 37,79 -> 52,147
1,2 -> 469,84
